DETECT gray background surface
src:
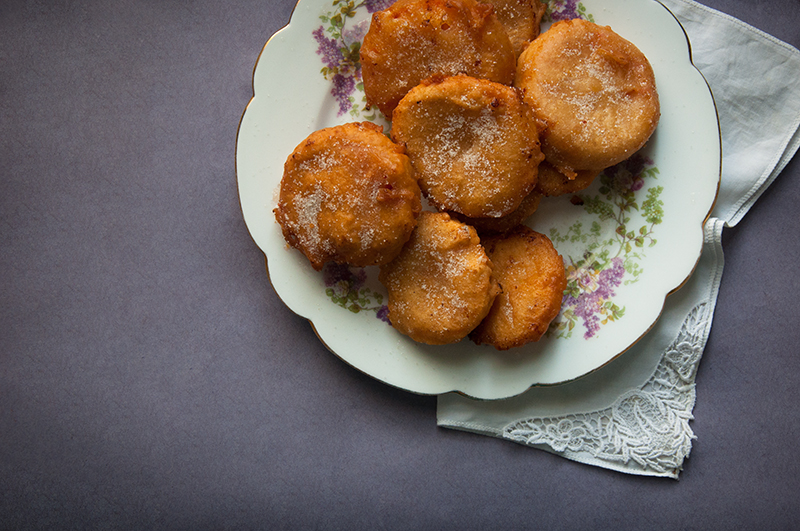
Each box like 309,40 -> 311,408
2,0 -> 799,528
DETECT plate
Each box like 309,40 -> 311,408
236,0 -> 720,399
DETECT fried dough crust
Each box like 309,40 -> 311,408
514,19 -> 660,172
448,188 -> 542,235
534,160 -> 600,197
379,211 -> 500,345
471,225 -> 566,349
482,0 -> 546,57
275,122 -> 421,271
360,0 -> 516,118
391,74 -> 544,218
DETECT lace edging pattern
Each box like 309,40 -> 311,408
502,302 -> 711,476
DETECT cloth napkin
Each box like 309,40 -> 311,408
436,0 -> 800,478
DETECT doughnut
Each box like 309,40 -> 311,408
379,211 -> 500,345
470,225 -> 566,349
274,122 -> 421,271
391,74 -> 544,218
482,0 -> 546,57
360,0 -> 516,118
514,19 -> 660,172
534,160 -> 600,197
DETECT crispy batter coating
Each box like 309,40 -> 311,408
379,212 -> 500,345
391,74 -> 544,218
448,188 -> 542,235
275,122 -> 421,271
515,19 -> 660,172
471,225 -> 566,349
360,0 -> 516,118
534,160 -> 600,197
482,0 -> 546,57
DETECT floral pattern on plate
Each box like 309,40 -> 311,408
549,154 -> 663,339
544,0 -> 595,22
323,263 -> 390,322
313,0 -> 392,119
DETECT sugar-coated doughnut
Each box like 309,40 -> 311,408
379,211 -> 500,345
391,74 -> 544,218
515,19 -> 660,172
482,0 -> 546,57
275,122 -> 421,271
470,225 -> 566,349
360,0 -> 516,118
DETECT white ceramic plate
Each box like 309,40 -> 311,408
236,0 -> 720,399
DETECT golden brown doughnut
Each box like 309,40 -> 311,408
482,0 -> 546,57
514,19 -> 660,172
275,122 -> 421,271
391,74 -> 544,218
379,211 -> 500,345
360,0 -> 516,118
471,225 -> 566,349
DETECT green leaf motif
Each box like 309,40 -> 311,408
548,153 -> 663,340
642,186 -> 665,225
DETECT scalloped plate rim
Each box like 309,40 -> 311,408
235,0 -> 721,399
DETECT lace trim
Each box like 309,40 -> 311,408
502,302 -> 711,476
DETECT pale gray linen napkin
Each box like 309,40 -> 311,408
436,0 -> 800,478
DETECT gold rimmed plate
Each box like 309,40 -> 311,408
235,0 -> 720,399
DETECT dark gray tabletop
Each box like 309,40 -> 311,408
2,0 -> 799,528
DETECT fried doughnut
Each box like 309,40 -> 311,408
379,211 -> 500,345
482,0 -> 546,57
471,225 -> 566,349
449,188 -> 543,235
360,0 -> 516,118
514,19 -> 660,172
534,160 -> 600,197
391,74 -> 544,219
275,122 -> 421,271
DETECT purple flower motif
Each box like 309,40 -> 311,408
596,258 -> 625,298
351,268 -> 367,292
364,0 -> 395,13
609,169 -> 634,195
582,314 -> 601,339
313,26 -> 341,70
603,153 -> 653,194
331,73 -> 356,116
313,17 -> 364,116
573,298 -> 600,339
550,142 -> 658,340
570,289 -> 602,339
613,153 -> 655,183
323,263 -> 350,287
376,305 -> 391,324
549,0 -> 580,21
563,257 -> 626,339
314,0 -> 392,118
563,293 -> 578,308
343,20 -> 369,46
